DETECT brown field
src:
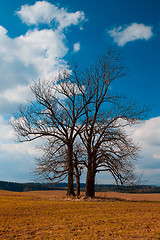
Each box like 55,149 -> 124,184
0,190 -> 160,239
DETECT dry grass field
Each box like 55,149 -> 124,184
0,190 -> 160,239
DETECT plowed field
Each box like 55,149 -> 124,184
0,190 -> 160,239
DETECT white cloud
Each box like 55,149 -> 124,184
0,115 -> 38,154
0,114 -> 41,182
1,142 -> 38,156
132,117 -> 160,148
16,1 -> 86,30
128,117 -> 160,184
96,117 -> 160,185
16,29 -> 68,73
16,1 -> 54,26
0,116 -> 36,171
95,117 -> 160,185
0,1 -> 86,112
0,26 -> 7,37
73,42 -> 80,52
0,1 -> 86,182
0,27 -> 68,109
0,84 -> 34,103
0,116 -> 14,142
108,23 -> 153,46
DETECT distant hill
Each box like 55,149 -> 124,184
95,184 -> 160,193
0,181 -> 67,192
0,181 -> 160,193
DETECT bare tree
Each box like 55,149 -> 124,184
34,139 -> 85,196
11,48 -> 146,198
73,142 -> 86,196
11,71 -> 93,196
34,139 -> 68,183
77,49 -> 147,197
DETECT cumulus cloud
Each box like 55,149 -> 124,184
95,117 -> 160,185
132,117 -> 160,148
108,23 -> 153,46
0,115 -> 38,155
0,117 -> 33,159
16,1 -> 86,30
0,1 -> 86,182
0,27 -> 68,108
129,117 -> 160,184
73,42 -> 80,52
0,84 -> 34,104
0,116 -> 14,142
0,1 -> 86,112
0,114 -> 41,182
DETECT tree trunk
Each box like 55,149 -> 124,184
85,167 -> 95,198
85,144 -> 96,198
76,175 -> 80,197
74,155 -> 81,197
67,144 -> 75,196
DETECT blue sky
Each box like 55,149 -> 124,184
0,0 -> 160,185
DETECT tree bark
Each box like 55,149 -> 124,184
85,166 -> 95,198
76,175 -> 80,197
67,144 -> 75,196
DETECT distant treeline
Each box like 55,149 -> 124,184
0,181 -> 67,192
0,181 -> 160,193
95,184 -> 160,193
